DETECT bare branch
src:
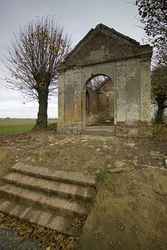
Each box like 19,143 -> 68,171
4,16 -> 71,128
5,16 -> 71,99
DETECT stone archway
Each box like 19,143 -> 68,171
57,24 -> 152,135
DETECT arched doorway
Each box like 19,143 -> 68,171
85,74 -> 114,126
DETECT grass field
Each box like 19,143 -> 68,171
0,118 -> 56,136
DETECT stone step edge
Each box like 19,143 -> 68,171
82,129 -> 115,136
83,131 -> 115,137
0,198 -> 80,236
84,127 -> 115,131
0,184 -> 88,217
2,173 -> 96,202
12,163 -> 96,188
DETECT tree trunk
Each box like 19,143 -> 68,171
155,100 -> 164,123
36,87 -> 48,128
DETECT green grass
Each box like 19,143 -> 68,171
0,118 -> 56,136
0,119 -> 35,135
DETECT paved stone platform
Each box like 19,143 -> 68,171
0,163 -> 97,236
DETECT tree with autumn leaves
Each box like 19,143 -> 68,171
152,65 -> 167,122
136,0 -> 167,122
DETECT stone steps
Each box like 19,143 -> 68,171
0,183 -> 88,216
0,198 -> 80,236
3,172 -> 95,201
12,163 -> 96,187
0,163 -> 97,236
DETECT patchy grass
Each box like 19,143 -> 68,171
80,167 -> 167,250
95,168 -> 112,185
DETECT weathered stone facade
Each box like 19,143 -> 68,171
57,24 -> 152,135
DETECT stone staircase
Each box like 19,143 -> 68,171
0,163 -> 96,236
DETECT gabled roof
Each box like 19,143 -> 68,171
92,23 -> 140,45
59,23 -> 152,70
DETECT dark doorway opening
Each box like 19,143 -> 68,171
86,74 -> 114,126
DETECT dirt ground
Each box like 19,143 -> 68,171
0,131 -> 167,249
0,130 -> 166,175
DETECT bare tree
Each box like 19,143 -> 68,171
6,17 -> 70,128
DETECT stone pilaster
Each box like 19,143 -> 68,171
140,59 -> 152,123
57,73 -> 65,132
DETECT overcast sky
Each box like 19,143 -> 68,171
0,0 -> 146,119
